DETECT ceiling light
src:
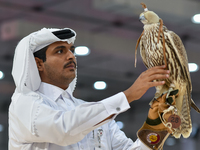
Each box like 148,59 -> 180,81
191,14 -> 200,24
188,63 -> 198,72
75,46 -> 90,56
0,71 -> 4,79
94,81 -> 107,90
116,121 -> 124,129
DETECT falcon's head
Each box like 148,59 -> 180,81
139,11 -> 160,25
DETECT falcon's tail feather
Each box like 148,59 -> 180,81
173,92 -> 192,139
181,93 -> 192,138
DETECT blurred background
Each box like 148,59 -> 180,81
0,0 -> 200,149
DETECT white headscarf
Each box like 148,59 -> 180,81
11,28 -> 77,96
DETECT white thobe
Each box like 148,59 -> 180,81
9,82 -> 150,150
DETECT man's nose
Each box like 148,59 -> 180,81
66,50 -> 75,60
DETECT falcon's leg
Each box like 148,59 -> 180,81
149,84 -> 164,106
154,85 -> 164,99
166,84 -> 177,103
149,84 -> 178,106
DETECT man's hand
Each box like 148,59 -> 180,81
123,65 -> 170,103
147,93 -> 173,131
137,93 -> 176,150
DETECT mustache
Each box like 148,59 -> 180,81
63,61 -> 77,69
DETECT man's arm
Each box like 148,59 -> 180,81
9,91 -> 129,146
97,66 -> 169,125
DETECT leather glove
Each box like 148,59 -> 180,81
137,90 -> 179,150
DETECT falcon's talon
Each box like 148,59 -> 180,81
149,97 -> 158,105
150,95 -> 160,104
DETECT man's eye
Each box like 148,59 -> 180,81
70,49 -> 75,54
70,46 -> 75,54
57,50 -> 63,53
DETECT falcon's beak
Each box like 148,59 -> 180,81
139,14 -> 146,21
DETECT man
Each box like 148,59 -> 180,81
9,28 -> 170,150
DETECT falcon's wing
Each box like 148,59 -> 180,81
167,31 -> 200,112
167,31 -> 191,89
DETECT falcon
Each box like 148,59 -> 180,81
135,3 -> 200,138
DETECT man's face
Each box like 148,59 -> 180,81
37,41 -> 76,89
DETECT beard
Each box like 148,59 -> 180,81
43,62 -> 75,89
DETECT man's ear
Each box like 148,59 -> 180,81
35,57 -> 44,71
